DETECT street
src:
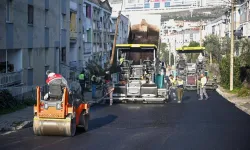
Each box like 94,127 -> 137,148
0,91 -> 250,150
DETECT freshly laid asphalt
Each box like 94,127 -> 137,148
0,91 -> 250,150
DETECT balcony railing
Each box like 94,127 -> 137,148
70,32 -> 77,39
0,71 -> 23,88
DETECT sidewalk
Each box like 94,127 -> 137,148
216,85 -> 250,115
0,90 -> 103,135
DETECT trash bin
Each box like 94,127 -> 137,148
156,74 -> 164,88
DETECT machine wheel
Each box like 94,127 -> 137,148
78,111 -> 89,132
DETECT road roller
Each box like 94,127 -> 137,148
33,85 -> 90,137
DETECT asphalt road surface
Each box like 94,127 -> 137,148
1,91 -> 250,150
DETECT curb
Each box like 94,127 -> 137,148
235,104 -> 250,115
216,87 -> 250,115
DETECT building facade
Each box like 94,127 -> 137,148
82,0 -> 112,68
0,0 -> 70,87
110,14 -> 129,45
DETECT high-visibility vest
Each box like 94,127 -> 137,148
119,58 -> 124,65
177,79 -> 184,88
78,74 -> 84,80
177,80 -> 184,85
170,78 -> 176,85
200,77 -> 207,87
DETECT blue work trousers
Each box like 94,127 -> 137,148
92,84 -> 96,98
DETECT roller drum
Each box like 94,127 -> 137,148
33,116 -> 76,137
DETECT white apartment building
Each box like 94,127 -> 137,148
163,28 -> 201,57
205,16 -> 227,38
0,0 -> 70,87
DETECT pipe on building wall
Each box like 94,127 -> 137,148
6,49 -> 7,73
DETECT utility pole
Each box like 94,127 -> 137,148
168,43 -> 171,66
230,0 -> 234,91
110,11 -> 121,66
199,20 -> 202,47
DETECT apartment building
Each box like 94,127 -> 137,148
205,16 -> 227,38
0,0 -> 70,87
110,14 -> 129,45
239,0 -> 250,37
82,0 -> 112,68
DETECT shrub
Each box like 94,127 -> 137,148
237,87 -> 250,97
219,55 -> 242,89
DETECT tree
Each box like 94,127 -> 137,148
159,43 -> 169,65
203,34 -> 221,64
240,37 -> 250,66
239,38 -> 250,88
187,41 -> 200,63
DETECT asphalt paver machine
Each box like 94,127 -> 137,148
111,44 -> 169,103
176,46 -> 217,91
33,85 -> 90,137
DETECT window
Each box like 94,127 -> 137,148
6,0 -> 13,22
86,5 -> 91,19
61,48 -> 66,63
45,10 -> 48,27
28,5 -> 34,24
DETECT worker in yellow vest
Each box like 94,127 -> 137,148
198,73 -> 209,100
169,75 -> 177,101
78,70 -> 85,97
176,76 -> 184,103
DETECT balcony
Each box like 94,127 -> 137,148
0,71 -> 23,88
70,32 -> 77,43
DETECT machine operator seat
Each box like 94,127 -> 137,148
48,84 -> 64,100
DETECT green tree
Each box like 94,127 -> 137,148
159,43 -> 169,65
239,38 -> 250,87
187,41 -> 200,63
188,41 -> 200,47
240,37 -> 250,66
203,34 -> 221,64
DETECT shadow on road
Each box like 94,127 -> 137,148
88,114 -> 117,131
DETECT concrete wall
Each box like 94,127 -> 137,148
0,0 -> 70,85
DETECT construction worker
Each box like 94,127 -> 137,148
176,76 -> 184,103
169,74 -> 177,101
91,72 -> 97,99
104,71 -> 113,105
199,73 -> 209,100
78,70 -> 85,97
119,55 -> 125,66
44,70 -> 71,100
